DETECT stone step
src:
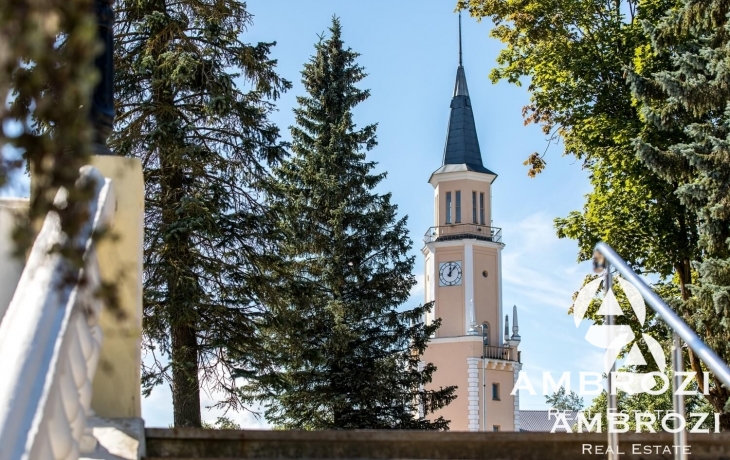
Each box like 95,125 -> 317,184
145,428 -> 730,459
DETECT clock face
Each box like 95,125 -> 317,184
439,261 -> 462,287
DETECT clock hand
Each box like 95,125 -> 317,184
448,266 -> 454,277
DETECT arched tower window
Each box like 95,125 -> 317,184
446,192 -> 452,224
472,191 -> 477,223
479,192 -> 485,224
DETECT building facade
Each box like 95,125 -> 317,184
421,25 -> 522,432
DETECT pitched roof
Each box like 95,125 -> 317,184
433,14 -> 496,179
519,410 -> 580,432
440,65 -> 495,175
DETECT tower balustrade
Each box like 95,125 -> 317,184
423,224 -> 502,244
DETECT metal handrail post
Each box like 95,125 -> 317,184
595,242 -> 730,389
672,333 -> 688,460
604,261 -> 619,460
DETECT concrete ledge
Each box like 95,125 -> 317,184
83,417 -> 146,460
145,429 -> 730,459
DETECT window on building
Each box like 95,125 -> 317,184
455,191 -> 461,223
472,191 -> 477,223
492,383 -> 500,400
479,192 -> 485,225
493,425 -> 500,432
446,192 -> 452,224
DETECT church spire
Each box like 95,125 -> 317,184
434,11 -> 496,177
454,11 -> 468,97
459,10 -> 463,67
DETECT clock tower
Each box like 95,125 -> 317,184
421,14 -> 522,432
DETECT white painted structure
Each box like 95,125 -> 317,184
0,166 -> 114,459
0,162 -> 145,460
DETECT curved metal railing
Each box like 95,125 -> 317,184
595,242 -> 730,388
594,242 -> 730,460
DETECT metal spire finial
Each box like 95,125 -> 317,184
458,10 -> 463,67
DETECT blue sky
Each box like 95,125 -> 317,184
0,1 -> 607,427
141,1 -> 605,427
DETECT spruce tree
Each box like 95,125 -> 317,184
242,17 -> 455,430
112,1 -> 289,427
629,0 -> 730,428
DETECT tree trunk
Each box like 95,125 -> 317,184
163,164 -> 202,428
688,349 -> 730,431
160,140 -> 201,426
171,321 -> 202,427
676,257 -> 730,431
143,0 -> 202,429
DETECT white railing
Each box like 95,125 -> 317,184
0,166 -> 115,460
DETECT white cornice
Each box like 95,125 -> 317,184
423,238 -> 505,252
429,335 -> 482,344
429,170 -> 497,188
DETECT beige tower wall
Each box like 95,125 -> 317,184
434,246 -> 465,337
422,339 -> 477,431
481,365 -> 517,431
433,177 -> 493,227
473,246 -> 501,346
423,169 -> 518,432
422,338 -> 517,432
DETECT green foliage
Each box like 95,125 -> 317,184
458,0 -> 697,292
112,0 -> 290,427
0,0 -> 97,257
240,18 -> 456,430
628,0 -> 730,428
546,387 -> 584,411
459,0 -> 730,429
202,416 -> 242,430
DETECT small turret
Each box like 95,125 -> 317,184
511,305 -> 521,342
468,299 -> 480,335
504,314 -> 509,344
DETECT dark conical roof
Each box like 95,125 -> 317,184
433,65 -> 496,177
431,13 -> 496,179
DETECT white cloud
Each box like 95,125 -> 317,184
410,273 -> 425,300
498,211 -> 607,410
501,211 -> 588,311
